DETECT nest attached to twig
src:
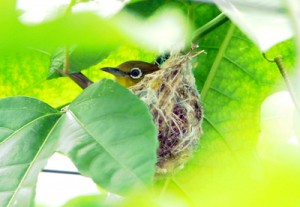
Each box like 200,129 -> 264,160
129,51 -> 204,174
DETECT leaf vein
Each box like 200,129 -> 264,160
68,110 -> 145,186
0,113 -> 60,146
201,23 -> 236,100
6,114 -> 60,207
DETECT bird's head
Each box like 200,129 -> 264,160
101,61 -> 159,87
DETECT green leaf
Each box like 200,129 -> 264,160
57,79 -> 158,194
0,96 -> 61,207
62,195 -> 107,207
195,22 -> 294,165
212,0 -> 293,51
124,0 -> 189,18
48,45 -> 112,79
157,20 -> 296,206
124,0 -> 164,17
47,47 -> 66,79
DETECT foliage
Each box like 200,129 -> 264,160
0,0 -> 299,206
62,195 -> 107,207
0,80 -> 158,205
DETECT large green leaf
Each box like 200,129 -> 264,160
0,97 -> 61,207
212,0 -> 293,51
56,79 -> 158,194
154,15 -> 296,206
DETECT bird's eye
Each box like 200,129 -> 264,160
129,67 -> 143,79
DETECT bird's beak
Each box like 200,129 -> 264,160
101,67 -> 127,77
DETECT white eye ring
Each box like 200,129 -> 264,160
129,67 -> 143,79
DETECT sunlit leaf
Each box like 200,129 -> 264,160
57,79 -> 158,194
212,0 -> 293,51
155,14 -> 296,205
0,97 -> 61,207
62,195 -> 106,207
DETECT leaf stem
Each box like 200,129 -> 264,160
192,13 -> 229,43
69,72 -> 94,89
63,46 -> 70,75
201,23 -> 235,100
263,53 -> 300,114
65,0 -> 76,16
62,41 -> 93,89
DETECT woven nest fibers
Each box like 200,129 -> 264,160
130,52 -> 204,174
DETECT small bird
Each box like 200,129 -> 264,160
67,60 -> 159,89
101,61 -> 160,87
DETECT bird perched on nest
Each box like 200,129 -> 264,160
68,55 -> 166,89
101,61 -> 160,87
100,51 -> 204,174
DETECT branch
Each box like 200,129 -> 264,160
69,72 -> 94,89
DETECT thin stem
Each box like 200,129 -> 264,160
65,0 -> 76,16
63,46 -> 70,75
263,53 -> 300,115
192,13 -> 229,43
62,0 -> 94,89
69,72 -> 94,89
42,169 -> 81,175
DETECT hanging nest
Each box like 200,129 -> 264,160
129,51 -> 204,174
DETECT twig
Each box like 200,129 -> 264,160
42,169 -> 81,175
69,72 -> 94,89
